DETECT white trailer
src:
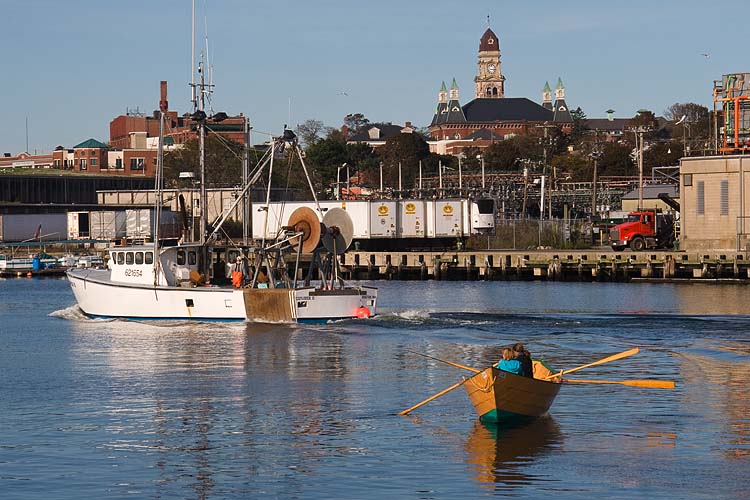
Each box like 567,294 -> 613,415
67,211 -> 91,239
92,211 -> 127,240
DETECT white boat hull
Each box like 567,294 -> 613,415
67,268 -> 377,322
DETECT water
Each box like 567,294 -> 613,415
1,278 -> 749,499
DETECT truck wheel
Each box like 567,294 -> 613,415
631,237 -> 646,251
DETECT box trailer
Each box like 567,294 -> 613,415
67,211 -> 91,239
91,211 -> 127,240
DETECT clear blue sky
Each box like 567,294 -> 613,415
1,0 -> 742,154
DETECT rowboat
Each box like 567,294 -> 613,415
463,361 -> 562,424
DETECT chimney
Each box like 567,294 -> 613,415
159,81 -> 168,112
405,121 -> 412,128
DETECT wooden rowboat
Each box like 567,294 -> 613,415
464,361 -> 562,424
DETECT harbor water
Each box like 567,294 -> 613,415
1,278 -> 749,498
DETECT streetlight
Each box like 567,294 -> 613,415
476,154 -> 485,190
378,161 -> 383,194
336,162 -> 349,200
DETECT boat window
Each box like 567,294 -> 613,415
135,252 -> 144,265
188,251 -> 197,265
177,250 -> 186,265
145,252 -> 153,265
117,252 -> 125,265
126,252 -> 134,265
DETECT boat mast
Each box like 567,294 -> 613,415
152,108 -> 165,286
198,61 -> 207,245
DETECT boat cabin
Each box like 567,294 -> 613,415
108,244 -> 204,287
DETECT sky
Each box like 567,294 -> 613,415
1,0 -> 743,155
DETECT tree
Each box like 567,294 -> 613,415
343,113 -> 370,135
664,102 -> 709,153
296,119 -> 326,148
570,107 -> 589,143
305,136 -> 349,195
163,135 -> 244,187
483,134 -> 542,172
644,140 -> 682,169
598,143 -> 634,177
550,153 -> 590,182
377,132 -> 430,190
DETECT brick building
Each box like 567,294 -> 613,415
109,81 -> 248,149
428,27 -> 573,154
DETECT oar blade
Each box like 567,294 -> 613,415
564,378 -> 676,389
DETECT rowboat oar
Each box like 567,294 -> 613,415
405,350 -> 480,374
543,347 -> 640,380
564,378 -> 675,389
398,378 -> 468,416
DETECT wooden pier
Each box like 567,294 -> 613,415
337,250 -> 750,282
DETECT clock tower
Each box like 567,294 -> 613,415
474,27 -> 505,99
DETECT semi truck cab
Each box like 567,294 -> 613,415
610,209 -> 675,251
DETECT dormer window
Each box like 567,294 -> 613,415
488,38 -> 494,44
368,127 -> 381,140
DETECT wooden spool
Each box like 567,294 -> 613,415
287,207 -> 322,254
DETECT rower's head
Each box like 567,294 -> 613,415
513,342 -> 526,354
502,348 -> 514,361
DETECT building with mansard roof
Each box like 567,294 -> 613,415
428,26 -> 573,155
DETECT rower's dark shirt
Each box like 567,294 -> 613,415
515,352 -> 533,378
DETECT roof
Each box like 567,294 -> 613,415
479,28 -> 499,52
348,123 -> 405,142
553,99 -> 573,123
622,184 -> 678,200
586,116 -> 671,133
462,98 -> 553,122
73,138 -> 107,149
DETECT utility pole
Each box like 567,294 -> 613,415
591,130 -> 602,218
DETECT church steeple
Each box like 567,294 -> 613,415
552,77 -> 572,123
445,78 -> 466,124
542,81 -> 552,110
475,25 -> 505,99
431,81 -> 450,126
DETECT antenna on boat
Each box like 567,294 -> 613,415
190,0 -> 196,111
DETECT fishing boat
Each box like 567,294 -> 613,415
66,39 -> 377,323
463,362 -> 562,423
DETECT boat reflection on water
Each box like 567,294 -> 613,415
464,416 -> 562,491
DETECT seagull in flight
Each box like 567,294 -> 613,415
337,91 -> 349,96
700,53 -> 710,59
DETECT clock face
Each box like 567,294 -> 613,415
488,64 -> 496,74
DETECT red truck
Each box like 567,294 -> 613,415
609,209 -> 675,251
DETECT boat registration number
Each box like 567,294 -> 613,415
124,268 -> 143,277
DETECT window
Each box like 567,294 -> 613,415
117,252 -> 125,265
177,250 -> 186,265
145,252 -> 153,265
126,252 -> 134,265
135,252 -> 144,264
91,158 -> 97,166
683,174 -> 692,187
54,159 -> 61,168
696,181 -> 705,215
130,158 -> 145,170
80,159 -> 87,170
188,251 -> 197,265
115,158 -> 122,169
64,159 -> 68,168
721,180 -> 729,216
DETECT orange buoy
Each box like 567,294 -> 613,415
356,306 -> 371,319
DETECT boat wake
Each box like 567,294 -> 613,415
49,305 -> 115,322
